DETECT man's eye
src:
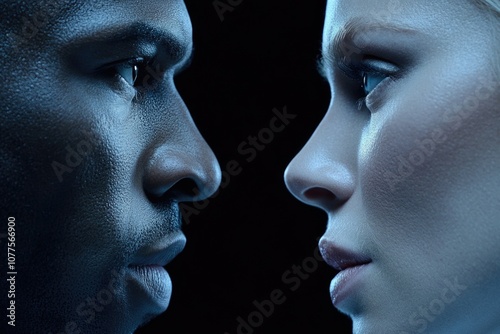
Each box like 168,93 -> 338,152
115,61 -> 141,87
362,71 -> 388,96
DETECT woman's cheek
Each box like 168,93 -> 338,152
358,63 -> 470,203
359,64 -> 500,249
357,78 -> 458,237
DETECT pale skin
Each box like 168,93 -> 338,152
0,1 -> 220,333
285,1 -> 500,333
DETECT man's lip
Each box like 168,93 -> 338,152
130,231 -> 186,267
319,238 -> 372,271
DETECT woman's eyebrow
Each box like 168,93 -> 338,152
318,18 -> 417,78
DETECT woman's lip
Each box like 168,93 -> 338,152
319,239 -> 372,271
330,263 -> 370,308
319,238 -> 372,309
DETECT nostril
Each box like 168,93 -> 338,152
304,187 -> 336,201
172,178 -> 199,200
303,187 -> 345,210
146,178 -> 199,204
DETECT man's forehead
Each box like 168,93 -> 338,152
2,0 -> 192,52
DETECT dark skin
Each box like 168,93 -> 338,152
0,1 -> 221,333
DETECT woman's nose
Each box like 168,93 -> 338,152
284,107 -> 357,212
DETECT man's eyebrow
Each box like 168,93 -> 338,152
318,17 -> 417,78
66,22 -> 192,65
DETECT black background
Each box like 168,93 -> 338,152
138,1 -> 352,333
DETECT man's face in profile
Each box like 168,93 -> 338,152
0,1 -> 220,333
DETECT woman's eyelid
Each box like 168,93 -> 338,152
337,56 -> 399,80
334,56 -> 400,111
362,57 -> 399,73
362,59 -> 402,96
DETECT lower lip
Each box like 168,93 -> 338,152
330,264 -> 369,307
129,265 -> 172,310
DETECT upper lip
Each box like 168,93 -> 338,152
319,239 -> 371,271
130,230 -> 186,267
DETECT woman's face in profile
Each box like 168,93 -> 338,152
286,0 -> 500,333
0,1 -> 220,333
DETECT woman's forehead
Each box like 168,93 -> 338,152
322,0 -> 491,47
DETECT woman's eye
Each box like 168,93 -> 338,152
362,71 -> 388,96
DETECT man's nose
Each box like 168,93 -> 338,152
142,97 -> 221,203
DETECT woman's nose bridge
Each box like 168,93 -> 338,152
285,105 -> 360,205
298,105 -> 360,169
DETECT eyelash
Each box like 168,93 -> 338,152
100,57 -> 165,99
337,59 -> 396,111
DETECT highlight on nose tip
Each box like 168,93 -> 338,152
283,160 -> 322,206
283,163 -> 306,202
283,161 -> 323,204
190,158 -> 222,202
283,155 -> 355,210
